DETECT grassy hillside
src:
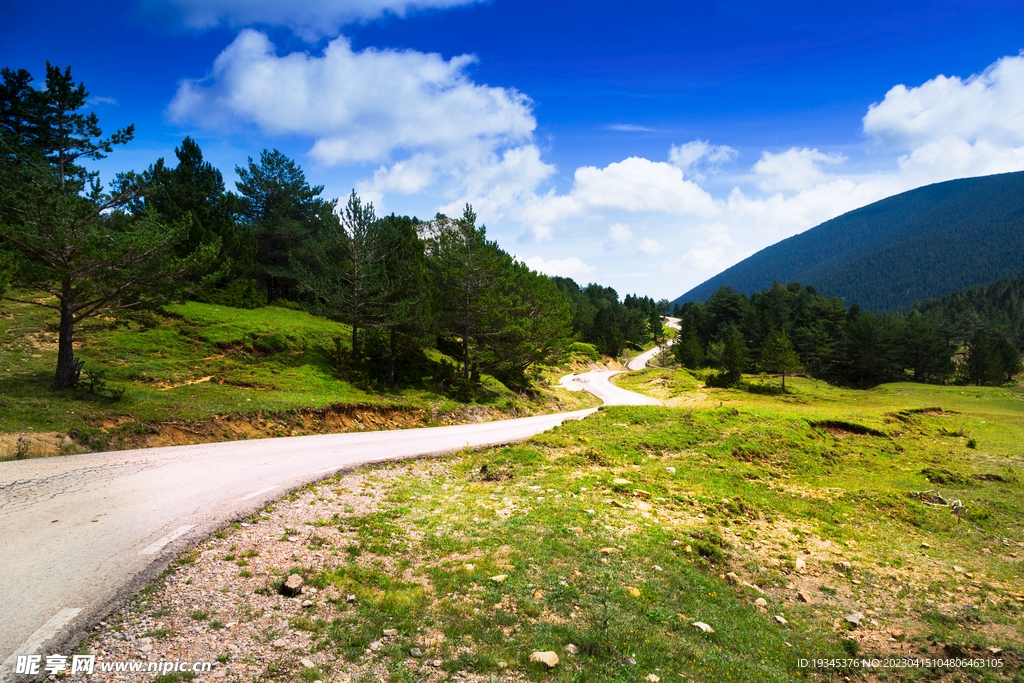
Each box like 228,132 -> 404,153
675,171 -> 1024,312
87,370 -> 1024,682
0,297 -> 596,458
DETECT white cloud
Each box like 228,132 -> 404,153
606,124 -> 656,132
571,157 -> 720,217
752,148 -> 846,192
864,53 -> 1024,152
668,139 -> 737,179
86,96 -> 118,106
152,0 -> 481,39
639,238 -> 664,255
170,30 -> 544,202
521,256 -> 596,281
607,223 -> 632,244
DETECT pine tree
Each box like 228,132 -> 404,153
760,329 -> 800,391
0,64 -> 216,388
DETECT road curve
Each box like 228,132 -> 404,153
0,328 -> 677,678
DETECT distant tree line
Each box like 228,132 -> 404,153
550,279 -> 668,358
669,282 -> 1022,388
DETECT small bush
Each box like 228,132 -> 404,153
966,438 -> 978,449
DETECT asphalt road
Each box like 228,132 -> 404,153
0,336 -> 674,680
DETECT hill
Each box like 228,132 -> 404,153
674,171 -> 1024,312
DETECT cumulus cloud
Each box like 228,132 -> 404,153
151,0 -> 481,39
752,148 -> 846,192
638,238 -> 664,255
607,223 -> 632,244
86,96 -> 118,106
571,158 -> 720,217
170,30 -> 545,200
521,256 -> 596,281
864,53 -> 1024,152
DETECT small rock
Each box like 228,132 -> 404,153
346,594 -> 356,603
742,581 -> 765,594
755,598 -> 768,609
953,565 -> 964,573
845,612 -> 864,626
301,600 -> 313,608
685,545 -> 693,553
725,572 -> 740,585
272,639 -> 288,649
625,657 -> 637,665
565,644 -> 579,655
666,467 -> 676,473
775,616 -> 788,625
140,644 -> 153,653
529,651 -> 559,667
612,478 -> 631,485
653,565 -> 663,572
633,501 -> 652,512
920,542 -> 930,549
598,547 -> 617,554
795,557 -> 806,572
634,489 -> 652,498
988,647 -> 1003,655
300,658 -> 315,668
369,640 -> 382,651
432,659 -> 443,667
835,561 -> 852,571
797,591 -> 813,603
280,574 -> 304,597
625,586 -> 641,597
646,675 -> 661,683
410,648 -> 423,658
889,630 -> 905,638
497,660 -> 507,668
382,628 -> 398,636
489,574 -> 509,583
982,547 -> 990,554
464,564 -> 475,571
692,622 -> 714,633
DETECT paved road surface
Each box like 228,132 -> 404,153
0,332 -> 675,680
627,317 -> 681,371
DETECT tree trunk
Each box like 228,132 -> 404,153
387,327 -> 397,386
351,324 -> 359,363
781,371 -> 786,392
53,292 -> 79,389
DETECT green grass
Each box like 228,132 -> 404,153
263,371 -> 1024,681
0,295 -> 597,456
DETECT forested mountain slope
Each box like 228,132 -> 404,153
674,171 -> 1024,312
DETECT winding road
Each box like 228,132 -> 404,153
0,321 -> 678,680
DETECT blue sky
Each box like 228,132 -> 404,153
3,0 -> 1024,299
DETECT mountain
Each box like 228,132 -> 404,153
673,171 -> 1024,313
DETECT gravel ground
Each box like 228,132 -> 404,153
72,461 -> 519,683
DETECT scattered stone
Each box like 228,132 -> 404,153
272,639 -> 288,649
497,661 -> 507,668
845,612 -> 864,627
410,648 -> 423,658
612,478 -> 631,485
280,574 -> 304,597
625,586 -> 641,597
775,616 -> 788,625
598,547 -> 617,554
634,489 -> 652,498
489,574 -> 509,583
953,566 -> 964,573
300,658 -> 315,668
795,557 -> 806,572
369,640 -> 382,652
653,565 -> 663,572
725,572 -> 740,585
666,467 -> 676,473
982,547 -> 991,554
633,501 -> 652,512
889,630 -> 905,638
565,644 -> 579,655
140,644 -> 153,653
646,675 -> 661,683
742,581 -> 765,594
383,629 -> 398,636
432,659 -> 443,667
797,591 -> 813,604
529,651 -> 559,668
346,594 -> 356,603
610,500 -> 628,508
755,598 -> 768,609
464,564 -> 475,571
835,561 -> 852,571
988,647 -> 1003,655
685,545 -> 693,553
625,657 -> 637,665
920,542 -> 930,549
301,600 -> 313,608
692,622 -> 714,633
